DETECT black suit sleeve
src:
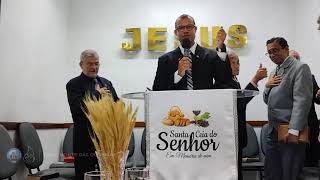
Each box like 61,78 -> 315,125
153,55 -> 185,91
66,81 -> 88,124
242,82 -> 259,105
213,54 -> 233,89
153,56 -> 169,91
312,75 -> 320,104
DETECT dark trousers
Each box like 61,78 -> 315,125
264,125 -> 306,180
305,124 -> 320,167
238,147 -> 243,180
74,152 -> 98,180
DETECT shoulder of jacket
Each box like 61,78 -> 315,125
159,48 -> 180,60
294,60 -> 310,69
67,75 -> 81,86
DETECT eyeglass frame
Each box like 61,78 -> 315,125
265,47 -> 283,57
175,24 -> 196,31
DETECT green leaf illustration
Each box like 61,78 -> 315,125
200,112 -> 210,120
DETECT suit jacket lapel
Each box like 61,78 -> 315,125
195,45 -> 206,61
172,47 -> 183,61
278,56 -> 294,76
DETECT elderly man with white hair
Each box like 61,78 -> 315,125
66,49 -> 119,179
227,51 -> 267,180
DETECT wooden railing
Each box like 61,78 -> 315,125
0,120 -> 268,130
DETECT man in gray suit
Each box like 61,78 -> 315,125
263,37 -> 313,180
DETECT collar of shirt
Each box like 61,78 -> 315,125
278,55 -> 290,68
179,42 -> 197,55
80,72 -> 98,81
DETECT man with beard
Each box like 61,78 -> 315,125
152,14 -> 232,90
152,14 -> 242,178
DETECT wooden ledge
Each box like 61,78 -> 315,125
0,122 -> 73,130
1,120 -> 268,130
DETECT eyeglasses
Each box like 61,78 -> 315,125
176,25 -> 196,31
265,48 -> 282,56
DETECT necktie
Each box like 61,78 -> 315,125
275,65 -> 281,76
185,49 -> 193,90
94,78 -> 101,88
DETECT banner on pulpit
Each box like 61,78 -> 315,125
145,89 -> 238,180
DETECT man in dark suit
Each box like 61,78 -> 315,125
227,51 -> 267,180
152,14 -> 232,90
263,37 -> 312,180
66,49 -> 118,180
152,14 -> 241,179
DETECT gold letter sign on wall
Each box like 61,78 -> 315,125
122,25 -> 247,51
227,25 -> 247,48
200,26 -> 221,48
122,28 -> 141,51
148,27 -> 167,51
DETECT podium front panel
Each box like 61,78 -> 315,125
145,89 -> 238,180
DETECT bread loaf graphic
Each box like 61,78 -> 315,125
162,106 -> 191,127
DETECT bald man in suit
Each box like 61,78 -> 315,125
152,14 -> 232,91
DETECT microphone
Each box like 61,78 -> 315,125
181,39 -> 192,59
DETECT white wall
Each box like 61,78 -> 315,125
294,0 -> 320,115
0,0 -> 71,123
2,0 -> 318,123
67,0 -> 297,121
1,1 -> 320,180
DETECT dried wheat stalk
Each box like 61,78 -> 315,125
83,94 -> 137,180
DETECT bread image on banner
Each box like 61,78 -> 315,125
162,106 -> 211,127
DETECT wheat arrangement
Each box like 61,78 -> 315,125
83,94 -> 137,180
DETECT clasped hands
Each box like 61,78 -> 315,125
95,84 -> 110,96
